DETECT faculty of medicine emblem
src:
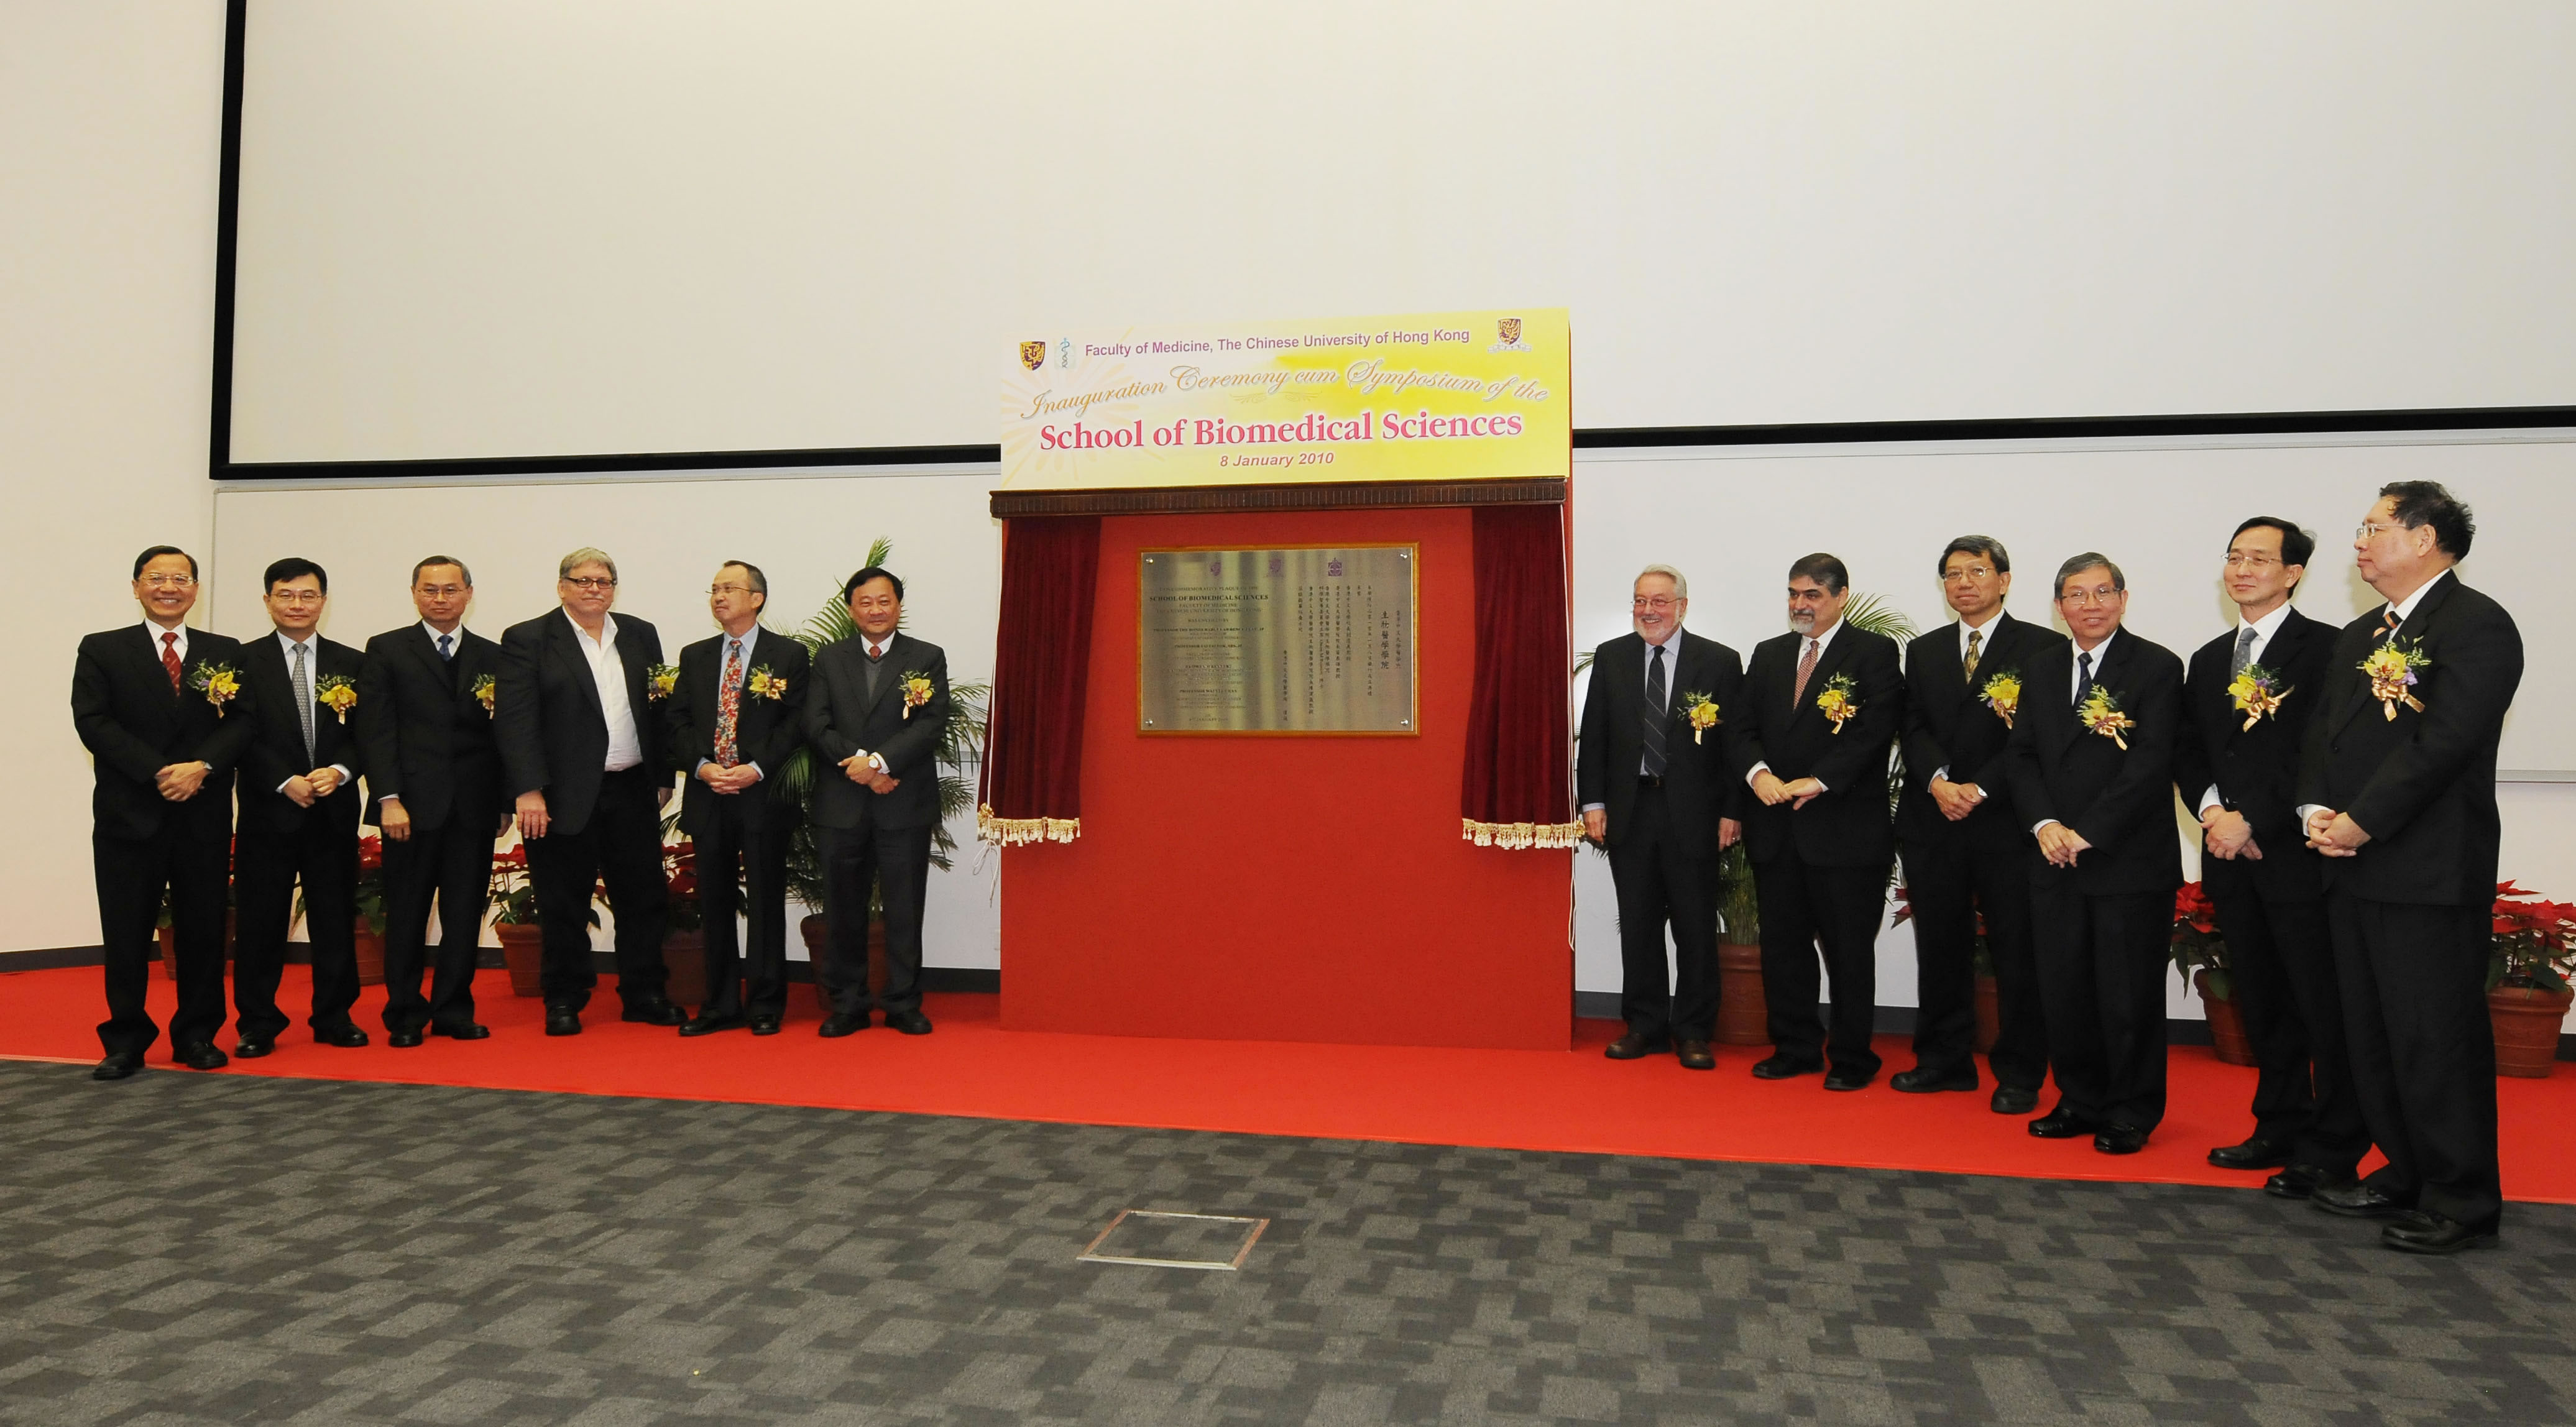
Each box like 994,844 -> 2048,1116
1019,341 -> 1046,371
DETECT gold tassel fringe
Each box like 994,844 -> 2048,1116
977,804 -> 1081,847
1461,817 -> 1582,850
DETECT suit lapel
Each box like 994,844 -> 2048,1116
550,615 -> 607,723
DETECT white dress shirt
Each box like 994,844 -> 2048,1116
1746,617 -> 1846,789
566,609 -> 645,772
1579,628 -> 1684,814
274,630 -> 355,793
2193,600 -> 2296,813
143,618 -> 189,663
696,625 -> 767,780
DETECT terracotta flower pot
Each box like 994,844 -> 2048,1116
157,909 -> 236,980
1716,942 -> 1767,1046
2489,983 -> 2574,1079
2194,970 -> 2256,1067
662,928 -> 707,1011
495,922 -> 545,998
352,917 -> 385,987
801,913 -> 888,1014
1972,974 -> 1999,1056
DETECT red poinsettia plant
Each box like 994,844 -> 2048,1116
2169,881 -> 2232,1001
2490,881 -> 2576,994
665,838 -> 703,932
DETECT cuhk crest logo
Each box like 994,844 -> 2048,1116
1019,341 -> 1046,371
1489,316 -> 1531,354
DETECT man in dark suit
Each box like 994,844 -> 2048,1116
1575,564 -> 1746,1069
1895,536 -> 2065,1112
71,546 -> 255,1078
357,556 -> 506,1047
2301,482 -> 2523,1254
2002,553 -> 2185,1155
230,558 -> 370,1055
494,548 -> 683,1035
1728,553 -> 1905,1090
2174,518 -> 2368,1196
666,561 -> 811,1037
806,566 -> 950,1037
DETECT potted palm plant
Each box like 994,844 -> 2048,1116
2169,881 -> 2253,1065
2488,880 -> 2576,1078
1714,840 -> 1766,1045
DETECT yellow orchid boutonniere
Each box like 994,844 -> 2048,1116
2077,686 -> 2136,750
188,663 -> 241,717
1678,691 -> 1721,745
471,673 -> 496,715
2225,663 -> 2293,732
1815,672 -> 1860,735
645,663 -> 680,702
746,666 -> 789,701
2358,639 -> 2429,721
899,671 -> 936,719
1979,671 -> 2022,729
314,673 -> 357,723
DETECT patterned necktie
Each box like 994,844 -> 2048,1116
1792,637 -> 1820,708
714,638 -> 743,767
438,633 -> 454,662
1962,628 -> 1982,682
161,631 -> 182,692
2380,607 -> 2402,640
292,642 -> 315,765
1642,643 -> 1668,778
2230,626 -> 2258,677
867,641 -> 884,661
2075,651 -> 2095,708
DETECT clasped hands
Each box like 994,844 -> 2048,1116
2034,820 -> 2092,868
153,761 -> 210,802
1750,769 -> 1825,810
2304,807 -> 2370,858
278,766 -> 346,809
2200,806 -> 2263,861
697,761 -> 763,795
840,753 -> 899,795
1928,777 -> 1984,822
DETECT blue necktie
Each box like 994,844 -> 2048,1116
438,633 -> 454,662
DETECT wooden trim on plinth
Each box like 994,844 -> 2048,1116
989,477 -> 1566,518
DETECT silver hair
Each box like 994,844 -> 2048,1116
558,547 -> 618,582
2054,551 -> 2125,595
1635,564 -> 1688,599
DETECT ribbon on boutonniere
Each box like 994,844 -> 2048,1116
188,663 -> 241,717
471,673 -> 496,716
314,673 -> 357,723
2225,663 -> 2293,732
2077,686 -> 2136,750
645,663 -> 679,702
899,671 -> 934,719
1815,672 -> 1860,735
1678,691 -> 1721,744
1978,671 -> 2022,729
746,665 -> 789,701
2358,638 -> 2429,721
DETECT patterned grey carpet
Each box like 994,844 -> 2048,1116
1,1062 -> 2570,1425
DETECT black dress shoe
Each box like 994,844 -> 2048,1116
173,1042 -> 229,1071
232,1037 -> 275,1060
748,1015 -> 781,1036
1891,1066 -> 1977,1094
2207,1136 -> 2294,1171
1823,1067 -> 1875,1092
620,998 -> 686,1027
2027,1107 -> 2100,1139
316,1024 -> 370,1048
544,1009 -> 582,1037
1675,1040 -> 1716,1071
2382,1210 -> 2500,1255
1990,1085 -> 2040,1116
2311,1181 -> 2413,1219
431,1022 -> 490,1041
2093,1124 -> 2149,1155
1603,1031 -> 1664,1060
817,1012 -> 866,1038
1750,1055 -> 1821,1080
387,1028 -> 426,1048
885,1010 -> 933,1036
679,1012 -> 747,1037
92,1052 -> 142,1081
2265,1165 -> 2355,1201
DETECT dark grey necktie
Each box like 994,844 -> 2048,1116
1642,643 -> 1668,778
2074,650 -> 2095,708
292,642 -> 315,764
2230,626 -> 2258,677
438,633 -> 454,662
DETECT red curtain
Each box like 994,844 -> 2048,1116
978,515 -> 1100,845
1460,502 -> 1577,848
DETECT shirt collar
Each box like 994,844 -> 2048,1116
723,626 -> 759,658
1959,609 -> 2002,654
143,618 -> 186,648
2238,600 -> 2295,641
564,607 -> 618,648
2387,567 -> 2451,624
275,629 -> 315,657
1642,625 -> 1682,654
1801,617 -> 1844,655
2074,626 -> 2117,665
421,620 -> 461,645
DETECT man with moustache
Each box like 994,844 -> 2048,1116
357,556 -> 507,1047
1894,537 -> 2064,1111
71,547 -> 255,1078
2174,518 -> 2367,1195
495,548 -> 683,1036
1576,565 -> 1746,1070
806,566 -> 950,1037
2002,554 -> 2184,1155
229,558 -> 370,1055
1729,554 -> 1905,1091
2301,482 -> 2522,1254
666,562 -> 811,1037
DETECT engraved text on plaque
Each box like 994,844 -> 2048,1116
1138,546 -> 1416,733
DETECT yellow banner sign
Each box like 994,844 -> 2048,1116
998,309 -> 1569,490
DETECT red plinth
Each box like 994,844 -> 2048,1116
1000,506 -> 1571,1050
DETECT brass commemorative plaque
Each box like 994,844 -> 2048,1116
1138,546 -> 1417,734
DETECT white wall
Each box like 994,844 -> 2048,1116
0,1 -> 228,953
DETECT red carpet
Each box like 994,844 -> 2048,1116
9,963 -> 2574,1203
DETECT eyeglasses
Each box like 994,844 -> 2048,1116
138,574 -> 196,589
1631,596 -> 1678,610
414,584 -> 467,598
2355,522 -> 2395,541
2221,553 -> 2281,569
2058,587 -> 2122,606
268,591 -> 325,605
563,576 -> 617,592
1944,565 -> 1995,580
709,583 -> 757,597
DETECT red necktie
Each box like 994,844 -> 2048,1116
1791,637 -> 1819,707
162,631 -> 183,692
714,639 -> 743,766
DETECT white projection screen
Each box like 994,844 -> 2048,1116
225,1 -> 2576,464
